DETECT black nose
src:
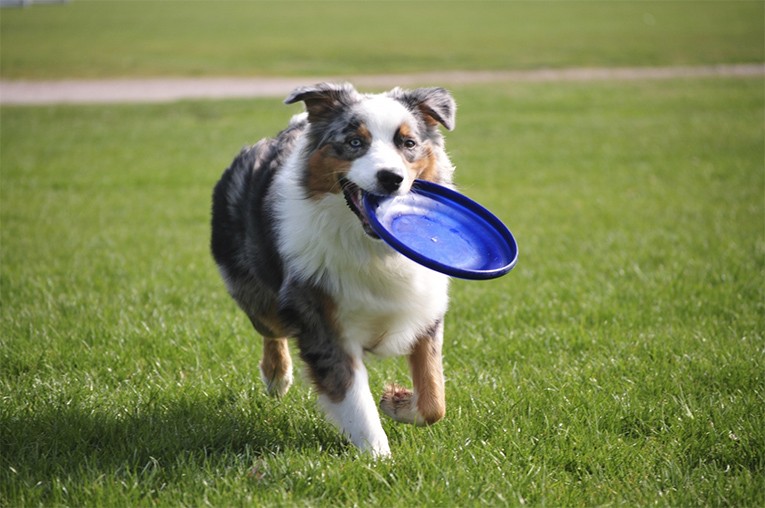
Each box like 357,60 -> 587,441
376,169 -> 404,194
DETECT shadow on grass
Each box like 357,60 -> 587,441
0,388 -> 347,498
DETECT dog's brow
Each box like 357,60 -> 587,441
341,117 -> 363,135
397,123 -> 418,140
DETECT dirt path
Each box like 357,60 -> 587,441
1,64 -> 762,105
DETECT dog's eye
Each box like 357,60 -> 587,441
404,139 -> 417,149
347,137 -> 363,149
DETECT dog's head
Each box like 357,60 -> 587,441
285,82 -> 456,236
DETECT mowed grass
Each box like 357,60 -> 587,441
0,0 -> 763,79
1,76 -> 763,506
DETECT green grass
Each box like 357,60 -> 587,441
1,76 -> 763,505
1,0 -> 763,79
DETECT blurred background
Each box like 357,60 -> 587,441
1,0 -> 762,79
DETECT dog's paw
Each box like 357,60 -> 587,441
380,384 -> 421,425
358,436 -> 392,459
259,362 -> 293,398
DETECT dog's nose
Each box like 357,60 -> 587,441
376,169 -> 404,194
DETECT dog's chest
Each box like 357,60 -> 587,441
273,170 -> 449,355
333,265 -> 449,356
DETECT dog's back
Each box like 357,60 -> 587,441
211,118 -> 306,337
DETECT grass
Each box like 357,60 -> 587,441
1,0 -> 764,504
0,0 -> 763,79
1,76 -> 763,505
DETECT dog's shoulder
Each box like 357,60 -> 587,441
211,115 -> 308,288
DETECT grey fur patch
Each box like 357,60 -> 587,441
387,87 -> 457,131
279,281 -> 354,402
211,118 -> 306,336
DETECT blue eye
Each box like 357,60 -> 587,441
348,138 -> 363,148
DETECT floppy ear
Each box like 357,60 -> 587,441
284,82 -> 359,122
389,87 -> 456,131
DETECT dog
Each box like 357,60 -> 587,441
211,82 -> 457,457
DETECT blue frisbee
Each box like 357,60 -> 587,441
363,180 -> 518,280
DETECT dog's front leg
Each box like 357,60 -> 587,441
380,319 -> 446,426
280,282 -> 390,458
316,358 -> 390,457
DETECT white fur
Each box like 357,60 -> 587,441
318,360 -> 390,457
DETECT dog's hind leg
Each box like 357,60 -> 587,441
380,320 -> 446,426
260,337 -> 293,397
243,311 -> 294,397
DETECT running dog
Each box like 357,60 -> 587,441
211,82 -> 456,457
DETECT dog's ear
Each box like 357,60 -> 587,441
388,87 -> 456,131
284,82 -> 359,122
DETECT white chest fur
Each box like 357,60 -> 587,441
272,158 -> 449,357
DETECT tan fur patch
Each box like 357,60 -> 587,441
398,123 -> 415,140
260,337 -> 292,396
411,145 -> 439,182
306,146 -> 349,198
408,333 -> 446,424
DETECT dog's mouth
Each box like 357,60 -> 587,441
340,178 -> 380,239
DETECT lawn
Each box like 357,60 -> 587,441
1,76 -> 763,505
2,0 -> 764,505
0,0 -> 763,79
